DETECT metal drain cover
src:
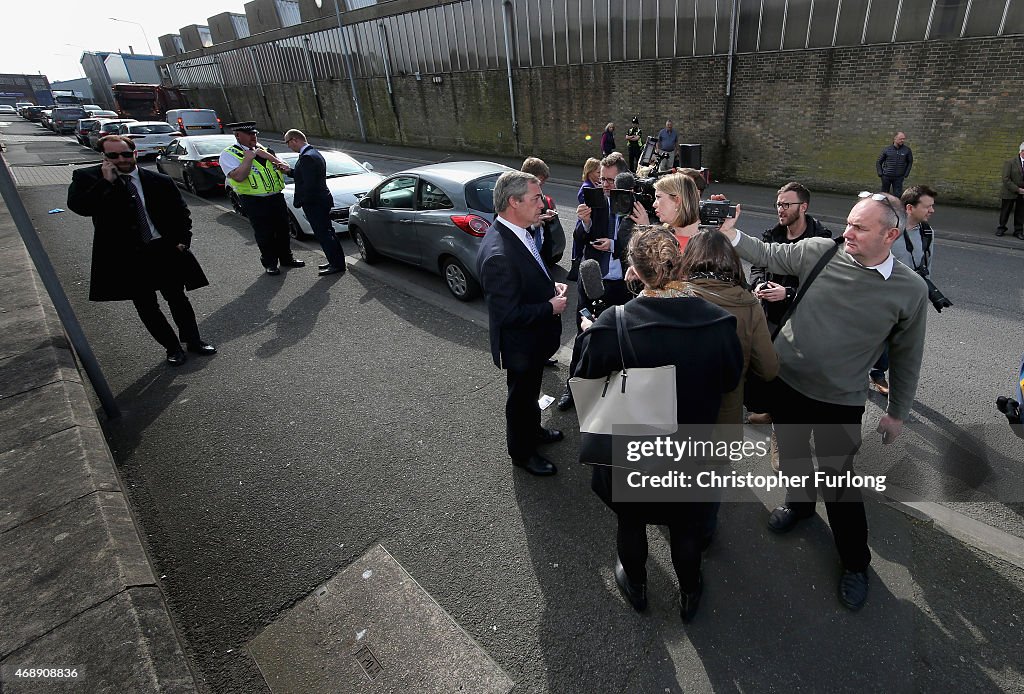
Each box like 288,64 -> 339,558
248,544 -> 513,693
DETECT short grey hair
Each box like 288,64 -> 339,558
1018,141 -> 1024,152
493,171 -> 539,213
878,192 -> 906,231
284,129 -> 306,143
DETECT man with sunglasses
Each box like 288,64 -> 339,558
220,121 -> 305,275
718,191 -> 928,611
67,135 -> 216,366
747,182 -> 833,426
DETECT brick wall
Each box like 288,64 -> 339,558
187,35 -> 1024,207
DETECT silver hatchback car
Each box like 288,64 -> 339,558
349,161 -> 564,301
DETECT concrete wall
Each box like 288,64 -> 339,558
182,34 -> 1024,207
209,13 -> 242,45
180,25 -> 210,53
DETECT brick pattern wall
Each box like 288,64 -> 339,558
187,35 -> 1024,207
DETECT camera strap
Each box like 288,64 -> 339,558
902,221 -> 932,274
770,237 -> 844,341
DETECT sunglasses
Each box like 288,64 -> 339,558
858,191 -> 900,228
103,151 -> 136,159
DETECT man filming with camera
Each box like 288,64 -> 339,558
869,184 -> 949,393
557,152 -> 634,411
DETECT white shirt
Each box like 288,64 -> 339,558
122,168 -> 160,240
729,230 -> 893,279
499,216 -> 550,278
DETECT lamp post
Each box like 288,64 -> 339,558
108,17 -> 154,55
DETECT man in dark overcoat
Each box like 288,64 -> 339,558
476,171 -> 567,476
67,134 -> 216,366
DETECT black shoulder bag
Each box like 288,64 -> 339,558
770,237 -> 844,341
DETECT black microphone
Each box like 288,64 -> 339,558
579,258 -> 605,301
614,171 -> 636,190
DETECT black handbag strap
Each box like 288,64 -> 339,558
614,305 -> 640,370
771,237 -> 843,341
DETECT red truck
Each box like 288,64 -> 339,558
111,83 -> 188,120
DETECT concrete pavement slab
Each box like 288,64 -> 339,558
0,380 -> 96,451
248,544 -> 514,694
0,587 -> 195,694
0,491 -> 155,655
0,330 -> 79,395
0,425 -> 119,533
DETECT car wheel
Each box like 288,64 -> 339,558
183,171 -> 197,195
441,256 -> 480,302
350,226 -> 380,264
229,190 -> 245,216
287,211 -> 308,239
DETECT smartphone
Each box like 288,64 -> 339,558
582,187 -> 605,210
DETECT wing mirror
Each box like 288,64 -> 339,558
358,196 -> 373,209
362,162 -> 374,171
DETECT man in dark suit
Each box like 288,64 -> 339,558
476,171 -> 568,476
281,129 -> 346,276
997,142 -> 1024,240
67,134 -> 216,366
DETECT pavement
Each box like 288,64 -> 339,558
1,122 -> 1024,691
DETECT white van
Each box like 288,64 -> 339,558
166,108 -> 222,135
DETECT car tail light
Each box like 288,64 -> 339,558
450,214 -> 490,237
196,159 -> 219,168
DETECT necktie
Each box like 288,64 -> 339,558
524,231 -> 550,280
123,176 -> 154,243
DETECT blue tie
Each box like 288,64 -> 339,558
124,176 -> 155,243
524,231 -> 550,280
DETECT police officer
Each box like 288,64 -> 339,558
220,121 -> 305,275
625,116 -> 643,172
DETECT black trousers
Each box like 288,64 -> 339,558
880,176 -> 905,197
131,286 -> 200,351
616,507 -> 714,593
998,195 -> 1024,234
567,277 -> 631,379
303,200 -> 347,270
239,193 -> 294,269
505,363 -> 545,461
770,379 -> 871,572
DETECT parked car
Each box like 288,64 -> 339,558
156,134 -> 236,195
116,121 -> 179,157
228,149 -> 383,240
0,105 -> 17,116
22,106 -> 45,121
165,108 -> 221,135
15,102 -> 33,115
81,104 -> 101,112
87,119 -> 136,150
51,106 -> 88,134
85,108 -> 117,118
346,161 -> 562,301
75,113 -> 118,145
38,110 -> 54,129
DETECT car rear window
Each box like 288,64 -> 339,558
129,124 -> 176,135
193,137 -> 236,155
464,174 -> 501,214
55,108 -> 86,119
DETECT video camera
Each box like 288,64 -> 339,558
698,199 -> 737,226
609,172 -> 657,220
637,136 -> 670,169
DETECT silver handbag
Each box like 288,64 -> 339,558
569,305 -> 678,436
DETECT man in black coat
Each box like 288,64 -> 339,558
67,134 -> 216,366
281,129 -> 347,275
876,131 -> 913,197
476,171 -> 568,476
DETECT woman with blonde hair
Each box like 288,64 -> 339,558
568,157 -> 603,281
630,173 -> 702,251
574,225 -> 743,623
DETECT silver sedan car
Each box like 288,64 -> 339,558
349,161 -> 565,301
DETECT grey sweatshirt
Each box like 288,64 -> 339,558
734,233 -> 928,419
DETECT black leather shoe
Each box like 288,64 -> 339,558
614,559 -> 647,612
537,428 -> 564,444
318,262 -> 332,270
186,341 -> 217,356
510,453 -> 557,476
767,505 -> 813,534
281,258 -> 306,267
996,229 -> 1006,237
265,266 -> 281,275
679,572 -> 703,624
318,264 -> 346,276
166,349 -> 187,367
556,388 -> 574,411
1014,232 -> 1024,240
838,569 -> 869,611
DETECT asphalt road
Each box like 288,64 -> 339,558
5,119 -> 1024,692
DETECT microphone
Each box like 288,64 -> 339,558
578,258 -> 608,320
614,171 -> 636,190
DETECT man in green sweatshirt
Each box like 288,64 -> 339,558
717,192 -> 928,611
